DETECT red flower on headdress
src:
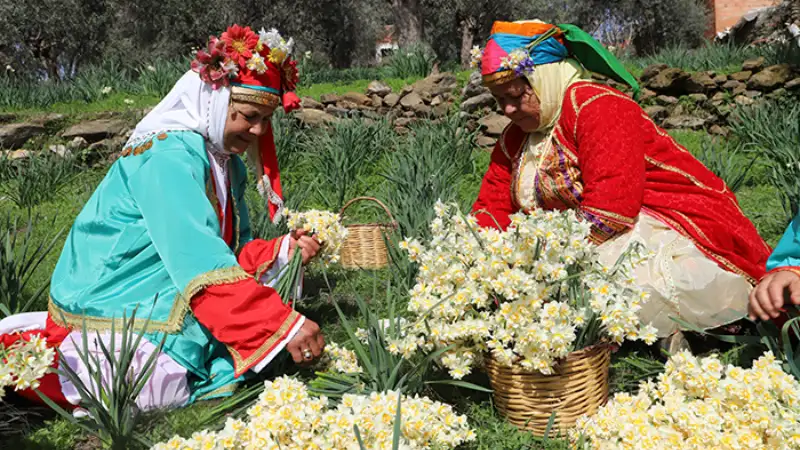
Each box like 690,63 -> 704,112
191,36 -> 235,90
282,59 -> 299,92
221,25 -> 259,67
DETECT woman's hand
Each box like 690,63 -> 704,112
287,229 -> 321,265
748,270 -> 800,321
285,319 -> 325,364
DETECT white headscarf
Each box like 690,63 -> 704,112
125,71 -> 230,155
125,69 -> 286,224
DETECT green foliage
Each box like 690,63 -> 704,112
9,417 -> 84,449
135,58 -> 190,98
624,0 -> 709,55
461,402 -> 571,449
383,45 -> 437,79
0,0 -> 110,79
310,274 -> 490,399
37,307 -> 166,450
609,351 -> 666,393
1,153 -> 78,210
692,135 -> 757,193
302,119 -> 395,211
626,40 -> 798,74
0,213 -> 64,318
380,116 -> 477,239
0,401 -> 42,439
729,100 -> 800,223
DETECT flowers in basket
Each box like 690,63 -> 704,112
389,201 -> 657,379
574,351 -> 800,449
0,334 -> 54,401
151,376 -> 475,450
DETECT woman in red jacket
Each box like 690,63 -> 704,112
471,20 -> 771,350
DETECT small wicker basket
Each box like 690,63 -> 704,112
339,197 -> 398,270
484,344 -> 611,437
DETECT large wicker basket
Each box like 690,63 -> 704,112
339,197 -> 398,270
484,344 -> 611,436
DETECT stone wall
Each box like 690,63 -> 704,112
2,59 -> 799,161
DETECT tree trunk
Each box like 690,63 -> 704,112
459,16 -> 477,68
391,0 -> 424,47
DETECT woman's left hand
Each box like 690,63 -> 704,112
287,229 -> 321,265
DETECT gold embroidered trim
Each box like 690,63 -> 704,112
48,297 -> 185,333
570,84 -> 636,137
206,176 -> 221,221
231,86 -> 280,108
673,210 -> 712,243
48,267 -> 251,333
644,156 -> 728,195
511,134 -> 533,210
181,266 -> 252,303
499,125 -> 513,160
254,236 -> 285,280
482,70 -> 518,87
582,206 -> 636,225
228,310 -> 301,375
640,112 -> 750,217
643,208 -> 756,285
197,383 -> 238,401
230,172 -> 240,253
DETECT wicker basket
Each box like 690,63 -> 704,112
339,197 -> 398,270
484,344 -> 611,436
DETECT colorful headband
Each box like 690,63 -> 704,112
473,21 -> 640,98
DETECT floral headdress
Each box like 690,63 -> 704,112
191,25 -> 300,111
191,24 -> 303,223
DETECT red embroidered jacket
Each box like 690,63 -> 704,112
472,81 -> 771,284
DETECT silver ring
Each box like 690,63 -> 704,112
302,349 -> 313,360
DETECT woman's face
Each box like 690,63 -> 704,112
224,101 -> 277,154
490,77 -> 541,132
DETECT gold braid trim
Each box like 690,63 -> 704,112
196,383 -> 239,401
483,70 -> 518,87
230,177 -> 241,253
570,84 -> 636,137
48,267 -> 251,333
230,86 -> 280,107
582,206 -> 636,225
228,310 -> 301,376
643,208 -> 757,285
48,297 -> 186,334
254,236 -> 286,280
181,266 -> 252,303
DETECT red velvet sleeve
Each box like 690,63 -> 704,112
237,236 -> 286,279
472,139 -> 517,230
190,279 -> 301,377
573,93 -> 646,244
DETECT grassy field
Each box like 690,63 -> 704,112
1,40 -> 799,446
1,105 -> 794,448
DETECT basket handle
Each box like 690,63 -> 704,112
340,196 -> 396,224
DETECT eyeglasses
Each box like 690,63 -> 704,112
230,105 -> 273,126
495,85 -> 534,109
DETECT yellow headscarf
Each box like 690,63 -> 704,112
525,58 -> 592,133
